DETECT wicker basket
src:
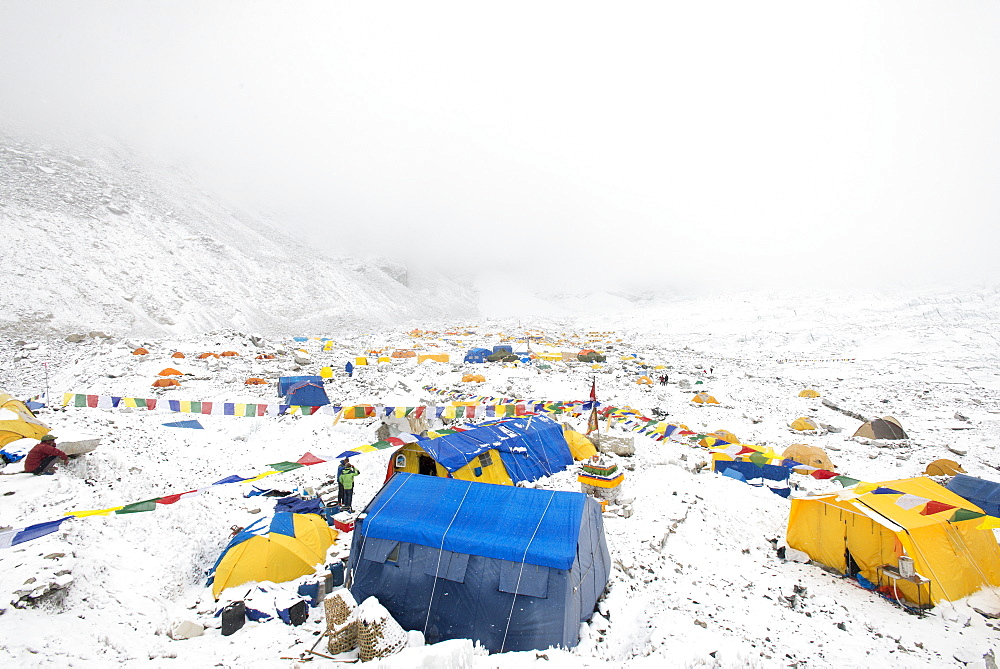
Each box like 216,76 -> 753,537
357,617 -> 407,662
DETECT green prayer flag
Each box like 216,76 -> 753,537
116,499 -> 159,514
267,461 -> 304,473
950,509 -> 986,522
74,394 -> 87,407
834,476 -> 861,487
189,401 -> 202,414
748,451 -> 769,466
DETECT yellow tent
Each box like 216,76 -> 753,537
355,357 -> 369,366
924,459 -> 966,477
461,374 -> 486,383
418,354 -> 449,364
320,366 -> 334,379
790,417 -> 819,431
798,389 -> 821,398
691,393 -> 719,405
210,513 -> 336,599
563,428 -> 598,460
636,376 -> 653,385
787,477 -> 1000,605
700,429 -> 739,447
781,443 -> 834,471
390,442 -> 513,486
0,392 -> 49,449
377,356 -> 391,364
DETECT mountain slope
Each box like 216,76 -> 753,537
0,133 -> 476,336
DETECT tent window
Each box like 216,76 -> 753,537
394,454 -> 406,469
479,452 -> 493,468
361,538 -> 400,564
421,548 -> 469,583
386,544 -> 400,563
498,560 -> 549,598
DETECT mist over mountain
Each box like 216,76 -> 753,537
0,133 -> 478,337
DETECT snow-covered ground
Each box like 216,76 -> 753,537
3,288 -> 1000,667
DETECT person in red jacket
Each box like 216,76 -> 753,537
24,435 -> 68,475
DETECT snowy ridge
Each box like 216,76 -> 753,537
0,133 -> 477,337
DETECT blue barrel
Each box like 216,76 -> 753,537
297,581 -> 322,607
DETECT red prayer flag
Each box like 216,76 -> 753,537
811,469 -> 838,480
295,452 -> 327,466
590,379 -> 597,402
87,394 -> 99,408
920,500 -> 957,516
156,490 -> 198,505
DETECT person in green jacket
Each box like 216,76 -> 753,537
338,460 -> 360,511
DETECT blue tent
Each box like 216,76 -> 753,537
419,416 -> 573,483
278,375 -> 324,397
463,348 -> 492,364
947,474 -> 1000,517
349,473 -> 610,653
492,345 -> 513,354
285,381 -> 330,407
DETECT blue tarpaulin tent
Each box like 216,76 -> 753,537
492,345 -> 513,354
947,474 -> 1000,517
463,348 -> 492,364
278,376 -> 324,397
419,416 -> 573,483
713,459 -> 791,498
349,473 -> 610,653
285,381 -> 330,407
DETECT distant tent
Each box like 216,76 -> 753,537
577,350 -> 606,363
171,352 -> 186,359
348,473 -> 610,653
700,429 -> 738,446
492,345 -> 513,355
391,350 -> 416,359
245,377 -> 268,385
163,420 -> 204,429
781,443 -> 834,471
221,351 -> 240,357
790,417 -> 819,432
0,391 -> 49,449
208,512 -> 336,599
464,348 -> 492,364
787,477 -> 1000,605
132,348 -> 149,355
853,416 -> 908,440
157,367 -> 183,376
798,389 -> 821,398
946,474 -> 1000,517
636,376 -> 653,385
152,378 -> 181,388
198,352 -> 220,359
691,393 -> 719,405
387,416 -> 574,486
355,357 -> 369,366
461,374 -> 486,383
925,459 -> 966,477
285,381 -> 330,407
255,354 -> 276,360
487,351 -> 518,363
418,354 -> 450,364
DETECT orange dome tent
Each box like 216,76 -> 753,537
691,393 -> 719,405
924,459 -> 965,477
171,352 -> 186,359
221,351 -> 240,357
157,368 -> 183,376
461,374 -> 486,383
198,352 -> 220,359
132,348 -> 149,355
391,350 -> 416,359
245,377 -> 268,385
255,354 -> 276,360
790,417 -> 820,432
152,378 -> 181,388
636,376 -> 653,385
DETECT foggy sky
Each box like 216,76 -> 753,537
3,1 -> 999,294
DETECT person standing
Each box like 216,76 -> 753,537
24,435 -> 68,475
338,459 -> 360,511
345,361 -> 354,378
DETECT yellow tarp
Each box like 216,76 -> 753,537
798,389 -> 821,398
418,354 -> 450,364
